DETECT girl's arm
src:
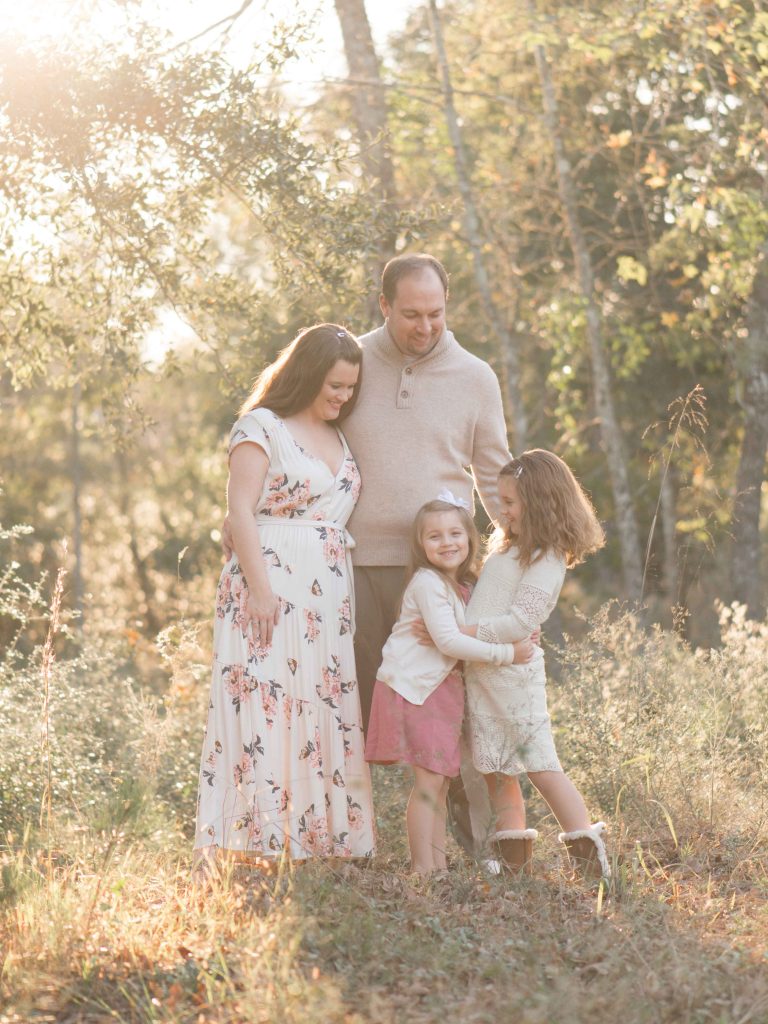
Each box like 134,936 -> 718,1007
476,553 -> 566,644
227,442 -> 280,644
412,573 -> 517,665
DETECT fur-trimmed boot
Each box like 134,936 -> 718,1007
490,828 -> 538,876
558,821 -> 611,881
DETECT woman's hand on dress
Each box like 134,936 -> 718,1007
245,590 -> 280,646
513,637 -> 534,664
530,628 -> 541,646
411,617 -> 434,646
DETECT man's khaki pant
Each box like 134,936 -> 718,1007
353,565 -> 492,855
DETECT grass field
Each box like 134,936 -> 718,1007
2,604 -> 768,1023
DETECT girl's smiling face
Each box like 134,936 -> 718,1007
420,509 -> 470,578
499,476 -> 523,535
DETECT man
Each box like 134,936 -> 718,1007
342,253 -> 514,854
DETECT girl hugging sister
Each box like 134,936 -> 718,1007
464,450 -> 608,879
364,494 -> 533,875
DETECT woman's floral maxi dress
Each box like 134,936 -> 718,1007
195,407 -> 375,860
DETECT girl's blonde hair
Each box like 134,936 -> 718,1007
406,499 -> 480,595
491,450 -> 605,568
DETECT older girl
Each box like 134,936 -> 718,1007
464,451 -> 608,879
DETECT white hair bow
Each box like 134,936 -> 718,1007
436,488 -> 470,510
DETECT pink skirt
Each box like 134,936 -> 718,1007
364,669 -> 464,778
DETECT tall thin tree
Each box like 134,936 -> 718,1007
529,4 -> 643,600
71,377 -> 84,626
427,0 -> 528,451
334,0 -> 397,321
732,239 -> 768,618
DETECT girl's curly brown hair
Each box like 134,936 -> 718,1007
491,450 -> 605,568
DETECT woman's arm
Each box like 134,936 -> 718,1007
412,574 -> 516,665
227,443 -> 280,645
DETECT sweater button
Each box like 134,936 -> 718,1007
400,390 -> 409,399
404,367 -> 412,375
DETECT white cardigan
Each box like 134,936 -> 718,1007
376,569 -> 517,706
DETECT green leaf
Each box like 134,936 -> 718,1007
616,256 -> 648,286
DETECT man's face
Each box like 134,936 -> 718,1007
380,269 -> 447,358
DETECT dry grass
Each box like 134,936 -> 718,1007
2,766 -> 768,1024
2,589 -> 768,1023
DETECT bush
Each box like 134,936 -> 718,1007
0,529 -> 206,841
550,602 -> 768,853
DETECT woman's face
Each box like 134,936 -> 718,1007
310,359 -> 360,421
499,476 -> 523,534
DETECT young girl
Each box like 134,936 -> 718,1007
364,493 -> 534,875
463,450 -> 609,879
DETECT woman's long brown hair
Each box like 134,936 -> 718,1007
491,450 -> 605,568
240,323 -> 362,421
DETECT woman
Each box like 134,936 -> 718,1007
194,324 -> 375,869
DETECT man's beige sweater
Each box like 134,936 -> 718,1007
343,323 -> 511,566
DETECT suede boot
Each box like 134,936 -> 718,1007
558,821 -> 611,881
490,828 -> 538,876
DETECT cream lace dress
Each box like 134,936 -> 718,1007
464,547 -> 566,776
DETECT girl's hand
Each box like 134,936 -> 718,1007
513,637 -> 534,664
245,590 -> 280,646
411,617 -> 434,646
530,628 -> 541,646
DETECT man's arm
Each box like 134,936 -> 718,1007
222,515 -> 234,561
469,366 -> 513,525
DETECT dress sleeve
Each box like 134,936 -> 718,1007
476,552 -> 566,643
228,409 -> 272,460
411,572 -> 516,666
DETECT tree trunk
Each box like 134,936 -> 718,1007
115,449 -> 162,636
427,0 -> 528,452
732,240 -> 768,618
530,13 -> 643,600
333,0 -> 397,322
